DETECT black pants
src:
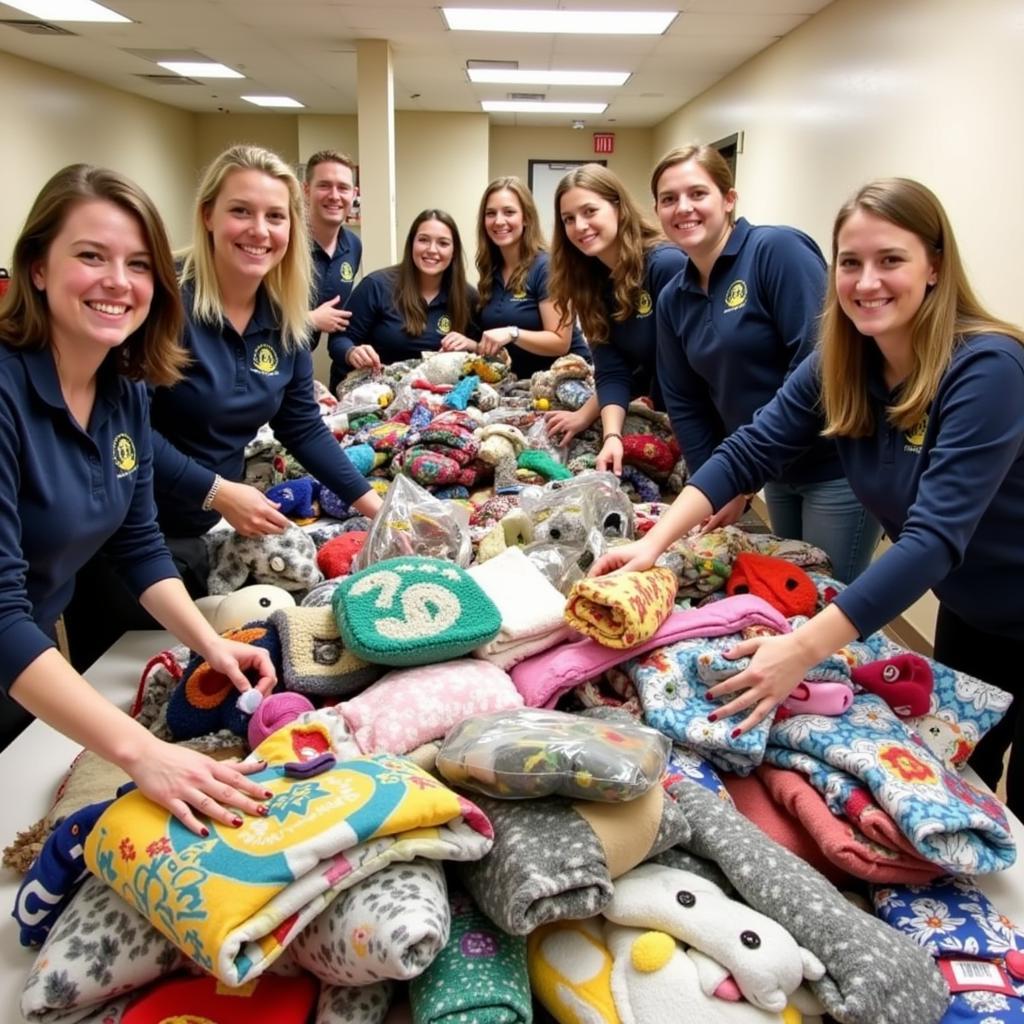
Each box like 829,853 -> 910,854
934,604 -> 1023,820
62,536 -> 209,673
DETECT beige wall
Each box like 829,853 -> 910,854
297,115 -> 359,168
0,51 -> 197,257
489,125 -> 655,215
653,0 -> 1024,641
193,113 -> 300,176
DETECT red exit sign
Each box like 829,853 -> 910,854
593,132 -> 615,154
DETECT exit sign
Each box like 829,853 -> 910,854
593,132 -> 615,154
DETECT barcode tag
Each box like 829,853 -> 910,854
939,958 -> 1016,995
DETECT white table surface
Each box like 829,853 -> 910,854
1,630 -> 1022,1022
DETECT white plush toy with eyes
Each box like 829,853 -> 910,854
195,584 -> 296,633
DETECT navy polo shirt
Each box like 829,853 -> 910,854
151,283 -> 371,538
309,227 -> 362,351
690,336 -> 1024,640
478,252 -> 591,379
592,244 -> 687,411
0,346 -> 177,693
328,268 -> 480,390
656,218 -> 841,483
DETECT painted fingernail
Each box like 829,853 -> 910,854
263,790 -> 274,799
232,816 -> 244,828
730,728 -> 741,739
257,805 -> 269,816
707,713 -> 718,723
199,827 -> 210,838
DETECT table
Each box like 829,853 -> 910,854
1,630 -> 1022,1022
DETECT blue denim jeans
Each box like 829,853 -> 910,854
762,477 -> 881,584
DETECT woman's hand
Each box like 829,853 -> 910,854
706,632 -> 817,736
212,480 -> 290,537
589,537 -> 660,577
440,332 -> 478,352
346,344 -> 381,371
200,635 -> 277,697
310,297 -> 351,334
477,327 -> 514,357
596,435 -> 624,475
546,406 -> 595,448
698,493 -> 750,534
125,738 -> 273,836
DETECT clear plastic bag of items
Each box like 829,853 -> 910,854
353,473 -> 472,570
519,471 -> 634,593
437,707 -> 670,802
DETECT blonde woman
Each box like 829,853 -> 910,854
593,178 -> 1024,820
546,164 -> 686,472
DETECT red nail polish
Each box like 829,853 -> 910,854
199,827 -> 210,838
730,728 -> 741,739
707,713 -> 718,723
232,816 -> 243,828
263,790 -> 274,800
257,805 -> 269,816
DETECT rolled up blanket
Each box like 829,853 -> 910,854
564,568 -> 678,649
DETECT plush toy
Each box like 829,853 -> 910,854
265,476 -> 320,519
194,584 -> 296,633
604,863 -> 825,1012
726,553 -> 817,619
317,531 -> 369,578
206,525 -> 323,595
851,654 -> 934,717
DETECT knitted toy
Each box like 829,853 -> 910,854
342,442 -> 379,476
475,509 -> 534,563
419,351 -> 477,384
619,465 -> 661,503
518,448 -> 572,481
851,653 -> 934,717
319,483 -> 362,519
555,377 -> 593,410
317,530 -> 368,578
478,423 -> 528,492
605,863 -> 826,1012
194,584 -> 296,633
165,624 -> 282,741
443,372 -> 480,410
726,552 -> 817,619
565,567 -> 679,649
265,476 -> 319,518
301,577 -> 342,607
332,556 -> 502,667
269,604 -> 381,697
206,525 -> 323,595
247,691 -> 314,748
622,434 -> 680,477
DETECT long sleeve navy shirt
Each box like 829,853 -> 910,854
308,226 -> 362,351
151,284 -> 370,538
592,244 -> 687,412
656,218 -> 841,483
478,252 -> 591,379
690,336 -> 1024,640
0,346 -> 177,693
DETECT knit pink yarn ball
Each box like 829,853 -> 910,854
247,691 -> 315,749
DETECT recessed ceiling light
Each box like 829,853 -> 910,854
3,0 -> 128,21
241,95 -> 305,108
158,61 -> 244,79
468,69 -> 629,86
481,100 -> 608,114
443,8 -> 677,34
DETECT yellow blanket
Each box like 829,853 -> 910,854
565,568 -> 678,649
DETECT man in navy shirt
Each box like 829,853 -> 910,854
304,150 -> 363,350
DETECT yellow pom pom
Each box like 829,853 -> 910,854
630,931 -> 675,973
533,398 -> 550,411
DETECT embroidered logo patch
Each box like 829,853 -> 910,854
725,279 -> 748,311
340,261 -> 355,282
112,433 -> 137,476
252,344 -> 279,375
437,315 -> 452,335
636,290 -> 653,317
904,415 -> 927,452
512,288 -> 527,300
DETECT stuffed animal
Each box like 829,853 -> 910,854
194,585 -> 296,633
206,525 -> 323,595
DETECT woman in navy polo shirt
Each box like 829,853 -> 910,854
545,164 -> 686,473
328,209 -> 478,389
0,164 -> 275,832
446,176 -> 590,377
652,145 -> 878,582
592,179 -> 1024,815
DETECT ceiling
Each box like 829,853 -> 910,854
0,0 -> 834,128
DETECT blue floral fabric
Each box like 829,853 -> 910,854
665,744 -> 730,801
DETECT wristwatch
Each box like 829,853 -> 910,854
508,325 -> 520,345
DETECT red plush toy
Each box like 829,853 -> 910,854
851,653 -> 934,717
725,551 -> 817,618
621,433 -> 680,476
317,531 -> 368,579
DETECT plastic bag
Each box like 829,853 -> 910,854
436,707 -> 670,802
352,473 -> 471,570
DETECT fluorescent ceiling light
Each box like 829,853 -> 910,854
482,100 -> 608,114
3,0 -> 128,21
443,8 -> 677,34
241,95 -> 305,108
468,69 -> 629,86
158,61 -> 244,79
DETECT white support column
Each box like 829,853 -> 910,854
356,39 -> 397,270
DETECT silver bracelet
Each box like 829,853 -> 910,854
201,474 -> 223,512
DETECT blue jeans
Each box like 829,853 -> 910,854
762,477 -> 881,584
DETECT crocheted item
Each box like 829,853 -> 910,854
301,577 -> 343,608
619,464 -> 661,503
565,567 -> 679,649
265,476 -> 319,518
342,442 -> 378,476
443,373 -> 480,410
247,691 -> 315,748
475,510 -> 534,563
517,448 -> 572,481
332,556 -> 502,666
206,525 -> 322,595
726,552 -> 817,618
270,605 -> 382,696
622,434 -> 680,476
317,531 -> 368,578
554,378 -> 592,410
165,624 -> 283,741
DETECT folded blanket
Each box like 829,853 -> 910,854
291,858 -> 449,985
511,595 -> 790,708
316,981 -> 393,1024
468,546 -> 572,668
668,778 -> 951,1024
409,889 -> 531,1024
457,783 -> 689,935
84,721 -> 493,986
564,567 -> 678,649
765,692 -> 1015,874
